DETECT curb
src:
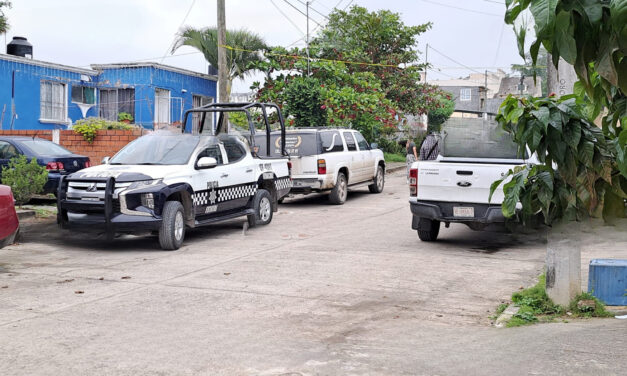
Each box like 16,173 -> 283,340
386,163 -> 406,174
16,210 -> 36,220
607,306 -> 627,316
494,304 -> 520,328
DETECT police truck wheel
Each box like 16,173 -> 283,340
329,172 -> 348,205
368,165 -> 385,193
159,201 -> 185,250
247,189 -> 273,227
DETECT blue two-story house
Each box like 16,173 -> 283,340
0,42 -> 217,132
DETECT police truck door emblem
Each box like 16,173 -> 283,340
86,183 -> 98,192
208,189 -> 217,204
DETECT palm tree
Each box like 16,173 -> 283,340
172,27 -> 267,99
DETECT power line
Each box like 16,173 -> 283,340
160,0 -> 196,63
342,0 -> 354,10
282,0 -> 325,28
269,0 -> 306,36
428,45 -> 485,75
295,0 -> 330,20
417,0 -> 501,17
493,23 -> 505,66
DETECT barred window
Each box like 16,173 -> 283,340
71,85 -> 95,104
40,81 -> 67,122
100,88 -> 135,122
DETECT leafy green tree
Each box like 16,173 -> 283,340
1,155 -> 48,206
0,1 -> 11,34
172,27 -> 267,98
252,53 -> 396,141
493,0 -> 626,224
283,76 -> 327,127
427,94 -> 454,132
312,6 -> 435,116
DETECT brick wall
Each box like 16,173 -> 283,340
0,129 -> 144,165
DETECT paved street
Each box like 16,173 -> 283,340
1,170 -> 626,375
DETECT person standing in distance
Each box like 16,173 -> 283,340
406,139 -> 418,181
419,133 -> 439,161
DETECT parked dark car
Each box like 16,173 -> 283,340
0,184 -> 19,248
0,137 -> 91,194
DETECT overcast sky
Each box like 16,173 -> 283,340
4,0 -> 522,92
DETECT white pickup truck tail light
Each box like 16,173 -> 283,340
317,159 -> 326,175
409,168 -> 418,196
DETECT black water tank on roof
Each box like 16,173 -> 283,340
7,36 -> 33,58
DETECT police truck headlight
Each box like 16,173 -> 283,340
128,179 -> 162,190
141,193 -> 155,209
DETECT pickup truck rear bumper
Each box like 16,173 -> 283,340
409,200 -> 506,228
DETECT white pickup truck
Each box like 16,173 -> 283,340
408,120 -> 534,241
256,128 -> 385,204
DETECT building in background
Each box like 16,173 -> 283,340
0,37 -> 216,132
430,70 -> 541,118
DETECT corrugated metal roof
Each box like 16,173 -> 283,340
0,53 -> 97,75
91,62 -> 218,81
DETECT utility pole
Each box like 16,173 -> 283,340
217,0 -> 228,104
424,43 -> 428,83
306,1 -> 310,75
544,52 -> 581,307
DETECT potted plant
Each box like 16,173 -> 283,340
118,112 -> 134,124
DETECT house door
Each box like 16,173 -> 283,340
154,88 -> 170,128
192,95 -> 214,133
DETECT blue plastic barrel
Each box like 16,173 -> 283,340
588,259 -> 627,306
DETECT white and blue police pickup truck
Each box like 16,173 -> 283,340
57,103 -> 292,250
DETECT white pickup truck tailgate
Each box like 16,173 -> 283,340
290,155 -> 319,178
416,159 -> 523,204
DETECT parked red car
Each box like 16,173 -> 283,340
0,184 -> 19,248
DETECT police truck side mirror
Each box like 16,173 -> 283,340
101,156 -> 110,164
196,157 -> 217,169
370,143 -> 378,150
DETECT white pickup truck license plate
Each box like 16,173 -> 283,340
453,206 -> 474,217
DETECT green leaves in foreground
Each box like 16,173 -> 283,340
492,95 -> 627,225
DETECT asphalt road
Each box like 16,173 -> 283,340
1,170 -> 626,375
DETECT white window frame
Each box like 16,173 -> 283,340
40,81 -> 68,123
460,88 -> 472,102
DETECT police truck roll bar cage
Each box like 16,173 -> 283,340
182,102 -> 288,158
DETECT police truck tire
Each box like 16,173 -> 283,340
159,201 -> 186,250
417,218 -> 440,241
247,189 -> 273,227
329,172 -> 348,205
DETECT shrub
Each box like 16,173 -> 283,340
73,117 -> 132,143
118,112 -> 134,122
1,155 -> 48,206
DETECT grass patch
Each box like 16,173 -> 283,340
498,274 -> 614,328
489,303 -> 509,321
34,207 -> 57,218
568,292 -> 614,318
384,152 -> 406,163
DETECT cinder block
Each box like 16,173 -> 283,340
588,259 -> 627,306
